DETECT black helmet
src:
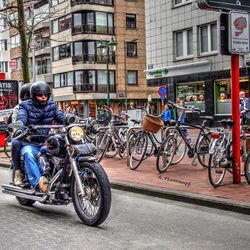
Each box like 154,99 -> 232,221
20,83 -> 32,101
31,81 -> 51,105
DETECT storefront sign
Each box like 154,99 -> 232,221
229,11 -> 250,54
148,69 -> 168,78
117,92 -> 125,99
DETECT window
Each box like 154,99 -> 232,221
51,0 -> 66,7
199,23 -> 217,54
174,29 -> 193,59
126,14 -> 136,29
127,42 -> 137,56
0,40 -> 7,51
52,15 -> 71,34
0,61 -> 8,73
52,44 -> 71,61
54,71 -> 74,88
53,47 -> 59,61
174,0 -> 192,6
127,70 -> 138,85
176,82 -> 205,111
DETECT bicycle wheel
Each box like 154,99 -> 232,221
128,131 -> 148,170
197,134 -> 211,168
171,131 -> 187,165
244,153 -> 250,185
95,132 -> 109,162
156,136 -> 177,173
208,139 -> 227,187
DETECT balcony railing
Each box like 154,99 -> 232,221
72,24 -> 114,35
72,54 -> 115,64
73,84 -> 95,93
71,0 -> 113,7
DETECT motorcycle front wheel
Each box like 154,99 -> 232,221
71,162 -> 111,227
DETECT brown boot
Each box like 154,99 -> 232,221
38,176 -> 49,192
14,170 -> 23,186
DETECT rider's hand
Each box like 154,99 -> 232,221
13,129 -> 23,138
28,125 -> 36,132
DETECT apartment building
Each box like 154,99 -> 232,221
0,0 -> 11,79
145,0 -> 250,117
51,0 -> 147,117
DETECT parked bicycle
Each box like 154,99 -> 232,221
156,101 -> 212,173
95,107 -> 129,162
209,111 -> 250,187
128,107 -> 164,170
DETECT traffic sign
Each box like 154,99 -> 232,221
229,11 -> 250,54
198,0 -> 250,12
158,86 -> 167,97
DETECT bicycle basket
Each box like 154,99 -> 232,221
142,114 -> 164,133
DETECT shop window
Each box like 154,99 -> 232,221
176,82 -> 205,111
215,79 -> 231,115
174,28 -> 193,59
126,14 -> 136,29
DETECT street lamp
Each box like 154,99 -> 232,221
124,39 -> 138,111
97,37 -> 118,107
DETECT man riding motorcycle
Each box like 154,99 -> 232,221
16,81 -> 65,192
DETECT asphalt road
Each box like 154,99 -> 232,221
0,167 -> 249,250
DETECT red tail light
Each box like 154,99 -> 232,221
211,133 -> 220,139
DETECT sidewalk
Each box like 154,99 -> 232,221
1,152 -> 250,214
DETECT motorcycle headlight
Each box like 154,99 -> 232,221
69,126 -> 85,141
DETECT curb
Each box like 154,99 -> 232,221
110,180 -> 250,215
1,162 -> 250,215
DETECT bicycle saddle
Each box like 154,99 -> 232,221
200,116 -> 213,121
130,119 -> 141,125
167,119 -> 176,126
220,119 -> 235,128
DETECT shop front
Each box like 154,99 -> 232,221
215,77 -> 250,115
147,67 -> 250,119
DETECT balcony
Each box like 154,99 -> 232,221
71,0 -> 113,7
73,84 -> 95,93
72,54 -> 115,65
72,24 -> 114,35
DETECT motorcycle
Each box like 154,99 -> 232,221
2,115 -> 111,227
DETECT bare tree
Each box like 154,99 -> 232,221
0,0 -> 69,83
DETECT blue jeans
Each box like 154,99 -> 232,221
21,145 -> 43,189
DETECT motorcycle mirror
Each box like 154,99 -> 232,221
66,114 -> 76,124
8,121 -> 24,129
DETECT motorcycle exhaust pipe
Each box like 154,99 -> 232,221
2,189 -> 47,202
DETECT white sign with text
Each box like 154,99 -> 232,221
229,11 -> 250,54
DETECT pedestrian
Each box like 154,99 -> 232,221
161,103 -> 173,126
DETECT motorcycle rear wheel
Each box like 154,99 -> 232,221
71,162 -> 111,227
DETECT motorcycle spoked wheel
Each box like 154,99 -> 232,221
71,162 -> 111,227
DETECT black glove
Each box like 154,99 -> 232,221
28,125 -> 36,133
13,129 -> 24,138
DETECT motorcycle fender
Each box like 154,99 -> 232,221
77,156 -> 96,163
